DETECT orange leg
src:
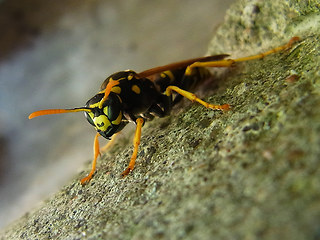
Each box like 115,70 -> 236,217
80,132 -> 100,185
99,79 -> 120,109
121,118 -> 144,177
186,37 -> 300,74
165,85 -> 230,111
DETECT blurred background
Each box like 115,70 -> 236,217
0,0 -> 235,228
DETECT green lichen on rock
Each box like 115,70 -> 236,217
1,0 -> 320,239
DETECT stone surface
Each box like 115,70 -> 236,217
1,0 -> 320,239
0,0 -> 233,228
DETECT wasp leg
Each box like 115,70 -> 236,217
80,132 -> 101,185
186,37 -> 300,74
154,93 -> 173,116
165,86 -> 230,111
121,117 -> 144,177
173,67 -> 212,106
148,101 -> 169,118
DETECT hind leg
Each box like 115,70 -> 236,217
186,37 -> 300,74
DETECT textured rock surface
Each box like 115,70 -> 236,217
1,0 -> 320,239
0,0 -> 233,228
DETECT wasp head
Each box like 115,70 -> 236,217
84,92 -> 124,139
28,80 -> 127,139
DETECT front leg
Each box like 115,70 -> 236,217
121,117 -> 144,177
80,132 -> 101,185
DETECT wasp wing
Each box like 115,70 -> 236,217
138,54 -> 229,79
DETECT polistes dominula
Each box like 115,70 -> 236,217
29,37 -> 299,184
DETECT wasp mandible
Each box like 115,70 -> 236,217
29,37 -> 299,184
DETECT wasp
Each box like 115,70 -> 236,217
29,37 -> 299,184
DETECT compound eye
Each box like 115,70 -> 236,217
102,95 -> 122,122
84,111 -> 95,126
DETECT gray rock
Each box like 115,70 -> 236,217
1,0 -> 320,239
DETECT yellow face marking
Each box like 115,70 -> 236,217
131,85 -> 141,94
103,106 -> 109,116
111,86 -> 121,94
89,102 -> 100,108
88,112 -> 95,120
111,111 -> 122,125
93,115 -> 111,132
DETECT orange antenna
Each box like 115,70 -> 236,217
28,108 -> 91,119
98,79 -> 119,109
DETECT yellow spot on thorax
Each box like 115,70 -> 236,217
111,86 -> 121,94
127,74 -> 133,80
131,85 -> 141,94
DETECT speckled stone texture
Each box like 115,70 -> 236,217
1,0 -> 320,239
